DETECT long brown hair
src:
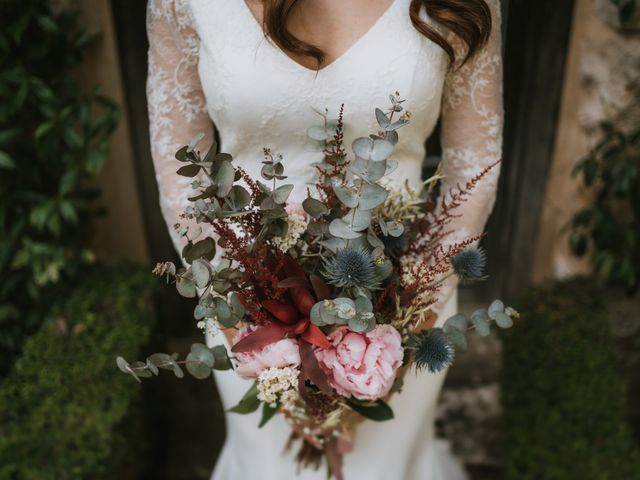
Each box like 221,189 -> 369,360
260,0 -> 493,69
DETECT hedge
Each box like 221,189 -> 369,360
0,264 -> 157,480
501,277 -> 640,480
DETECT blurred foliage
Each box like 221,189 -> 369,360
569,122 -> 640,294
0,264 -> 158,480
501,277 -> 640,480
0,0 -> 120,375
608,0 -> 637,26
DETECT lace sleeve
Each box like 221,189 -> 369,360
433,0 -> 504,313
440,0 -> 503,244
146,0 -> 215,256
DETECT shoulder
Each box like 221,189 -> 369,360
147,0 -> 200,56
146,0 -> 198,32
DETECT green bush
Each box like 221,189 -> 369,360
0,0 -> 120,375
501,277 -> 640,480
0,264 -> 157,480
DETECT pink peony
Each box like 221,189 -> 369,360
232,325 -> 301,379
315,325 -> 404,400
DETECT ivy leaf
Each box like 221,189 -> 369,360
258,402 -> 278,428
228,381 -> 261,414
347,398 -> 394,421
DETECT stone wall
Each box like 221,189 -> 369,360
533,0 -> 640,282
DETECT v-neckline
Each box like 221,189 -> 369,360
239,0 -> 399,74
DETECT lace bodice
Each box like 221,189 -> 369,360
146,0 -> 503,269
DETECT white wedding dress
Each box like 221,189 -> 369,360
146,0 -> 503,478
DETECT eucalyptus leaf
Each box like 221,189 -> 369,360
307,125 -> 328,141
488,299 -> 505,319
176,164 -> 201,177
385,160 -> 399,175
445,329 -> 468,351
494,311 -> 514,328
191,259 -> 211,288
329,219 -> 362,239
374,108 -> 390,129
186,343 -> 215,379
215,160 -> 235,197
352,137 -> 394,162
211,344 -> 233,370
348,314 -> 375,333
443,313 -> 468,332
358,183 -> 388,210
343,209 -> 372,232
333,184 -> 359,208
176,276 -> 196,298
272,184 -> 294,204
227,185 -> 251,210
130,361 -> 152,378
302,196 -> 328,218
470,309 -> 491,336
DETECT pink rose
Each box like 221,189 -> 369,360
232,325 -> 301,379
315,325 -> 403,400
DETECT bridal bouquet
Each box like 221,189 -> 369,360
117,94 -> 517,478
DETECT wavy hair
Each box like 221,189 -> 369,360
260,0 -> 493,69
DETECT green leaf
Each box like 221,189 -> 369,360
191,259 -> 211,288
272,184 -> 294,204
186,343 -> 215,379
358,183 -> 388,210
176,276 -> 197,298
488,300 -> 505,319
0,151 -> 15,169
328,218 -> 362,239
307,125 -> 328,141
344,209 -> 372,232
216,160 -> 235,197
443,313 -> 468,332
374,108 -> 390,129
333,184 -> 359,208
347,398 -> 394,421
183,238 -> 216,263
445,329 -> 468,351
494,311 -> 514,328
258,402 -> 278,428
177,164 -> 201,177
211,344 -> 233,370
228,381 -> 260,414
302,196 -> 328,218
116,356 -> 140,383
470,309 -> 491,336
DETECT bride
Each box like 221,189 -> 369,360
146,0 -> 502,478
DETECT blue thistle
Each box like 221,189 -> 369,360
407,329 -> 455,373
451,247 -> 487,281
323,247 -> 379,290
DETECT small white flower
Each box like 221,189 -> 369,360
257,366 -> 300,407
272,213 -> 307,253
